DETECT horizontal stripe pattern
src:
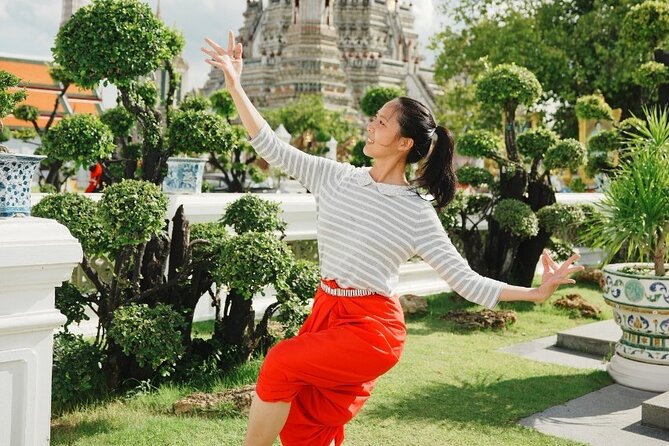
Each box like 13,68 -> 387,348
250,122 -> 503,309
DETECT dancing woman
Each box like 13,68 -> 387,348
202,32 -> 583,446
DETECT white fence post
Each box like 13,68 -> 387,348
0,217 -> 82,446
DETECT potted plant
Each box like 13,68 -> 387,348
587,107 -> 669,392
164,107 -> 230,194
0,70 -> 46,217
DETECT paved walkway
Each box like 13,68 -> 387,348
500,335 -> 669,445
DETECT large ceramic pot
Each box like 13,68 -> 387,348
0,152 -> 45,218
603,262 -> 669,392
162,157 -> 207,194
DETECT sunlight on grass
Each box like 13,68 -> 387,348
51,281 -> 612,446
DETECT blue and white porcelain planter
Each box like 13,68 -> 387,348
0,152 -> 45,218
163,157 -> 207,194
603,262 -> 669,391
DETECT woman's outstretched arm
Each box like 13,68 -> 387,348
202,32 -> 263,138
202,32 -> 353,195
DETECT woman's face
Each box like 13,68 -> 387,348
364,100 -> 412,160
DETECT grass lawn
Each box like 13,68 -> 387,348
51,281 -> 613,446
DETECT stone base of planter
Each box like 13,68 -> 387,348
608,354 -> 669,392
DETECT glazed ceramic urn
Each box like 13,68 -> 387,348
603,262 -> 669,392
0,152 -> 45,218
162,157 -> 207,194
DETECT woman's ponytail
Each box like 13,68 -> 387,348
412,125 -> 457,211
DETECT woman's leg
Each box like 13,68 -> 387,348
243,393 -> 291,446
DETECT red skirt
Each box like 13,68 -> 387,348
256,278 -> 406,446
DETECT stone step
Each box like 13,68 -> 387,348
556,319 -> 621,358
642,391 -> 669,431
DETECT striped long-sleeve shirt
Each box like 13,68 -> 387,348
250,121 -> 503,309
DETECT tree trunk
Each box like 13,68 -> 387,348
511,178 -> 557,286
218,290 -> 254,362
655,49 -> 669,109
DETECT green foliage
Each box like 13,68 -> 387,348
543,138 -> 585,171
0,126 -> 10,142
570,177 -> 586,193
100,106 -> 135,138
633,61 -> 669,101
32,192 -> 110,255
621,1 -> 669,58
475,64 -> 542,112
179,94 -> 210,112
108,303 -> 185,371
131,80 -> 159,109
97,180 -> 168,248
190,221 -> 229,260
546,237 -> 576,262
264,95 -> 356,144
53,0 -> 184,88
168,109 -> 232,156
585,107 -> 669,275
516,127 -> 558,159
13,104 -> 39,122
586,130 -> 621,176
275,259 -> 320,337
359,86 -> 405,117
536,203 -> 586,242
12,127 -> 38,142
349,140 -> 371,167
456,130 -> 499,158
492,199 -> 539,238
55,282 -> 91,330
456,166 -> 494,187
52,332 -> 106,411
210,89 -> 236,119
220,194 -> 287,235
574,95 -> 613,121
43,113 -> 115,167
215,232 -> 293,299
0,70 -> 26,120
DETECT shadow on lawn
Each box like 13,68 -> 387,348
51,418 -> 116,444
365,372 -> 612,425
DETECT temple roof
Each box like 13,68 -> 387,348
0,53 -> 102,130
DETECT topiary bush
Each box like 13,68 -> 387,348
42,113 -> 116,167
456,166 -> 494,187
517,127 -> 559,160
456,130 -> 500,158
220,194 -> 287,236
108,303 -> 186,373
97,180 -> 168,248
275,259 -> 320,337
360,86 -> 405,117
52,332 -> 106,411
543,138 -> 586,171
575,95 -> 613,121
492,199 -> 539,238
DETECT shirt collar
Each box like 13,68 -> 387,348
355,168 -> 419,196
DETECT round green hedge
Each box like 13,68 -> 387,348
492,199 -> 539,238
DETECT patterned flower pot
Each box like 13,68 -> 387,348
603,263 -> 669,391
162,157 -> 207,194
0,152 -> 45,218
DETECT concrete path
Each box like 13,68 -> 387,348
500,326 -> 669,445
520,384 -> 669,446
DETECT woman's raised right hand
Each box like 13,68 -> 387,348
202,31 -> 243,90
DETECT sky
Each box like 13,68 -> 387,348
0,0 -> 450,106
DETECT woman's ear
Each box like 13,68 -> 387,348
398,136 -> 414,153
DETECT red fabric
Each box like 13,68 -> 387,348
256,279 -> 406,446
85,163 -> 103,193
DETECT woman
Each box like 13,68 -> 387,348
202,32 -> 583,446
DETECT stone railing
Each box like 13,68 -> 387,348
31,192 -> 605,331
0,217 -> 82,445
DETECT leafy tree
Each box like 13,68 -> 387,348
359,86 -> 405,117
0,70 -> 26,151
441,64 -> 588,286
43,114 -> 115,168
264,94 -> 357,154
53,0 -> 186,184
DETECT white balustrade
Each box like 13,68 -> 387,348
0,217 -> 82,446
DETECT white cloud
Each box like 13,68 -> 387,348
0,1 -> 7,21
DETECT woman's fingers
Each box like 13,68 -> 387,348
204,37 -> 227,56
228,30 -> 235,54
235,42 -> 243,59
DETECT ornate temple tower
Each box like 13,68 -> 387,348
203,0 -> 438,113
61,0 -> 86,26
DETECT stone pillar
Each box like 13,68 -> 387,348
0,217 -> 82,446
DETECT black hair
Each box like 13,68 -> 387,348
394,96 -> 457,211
